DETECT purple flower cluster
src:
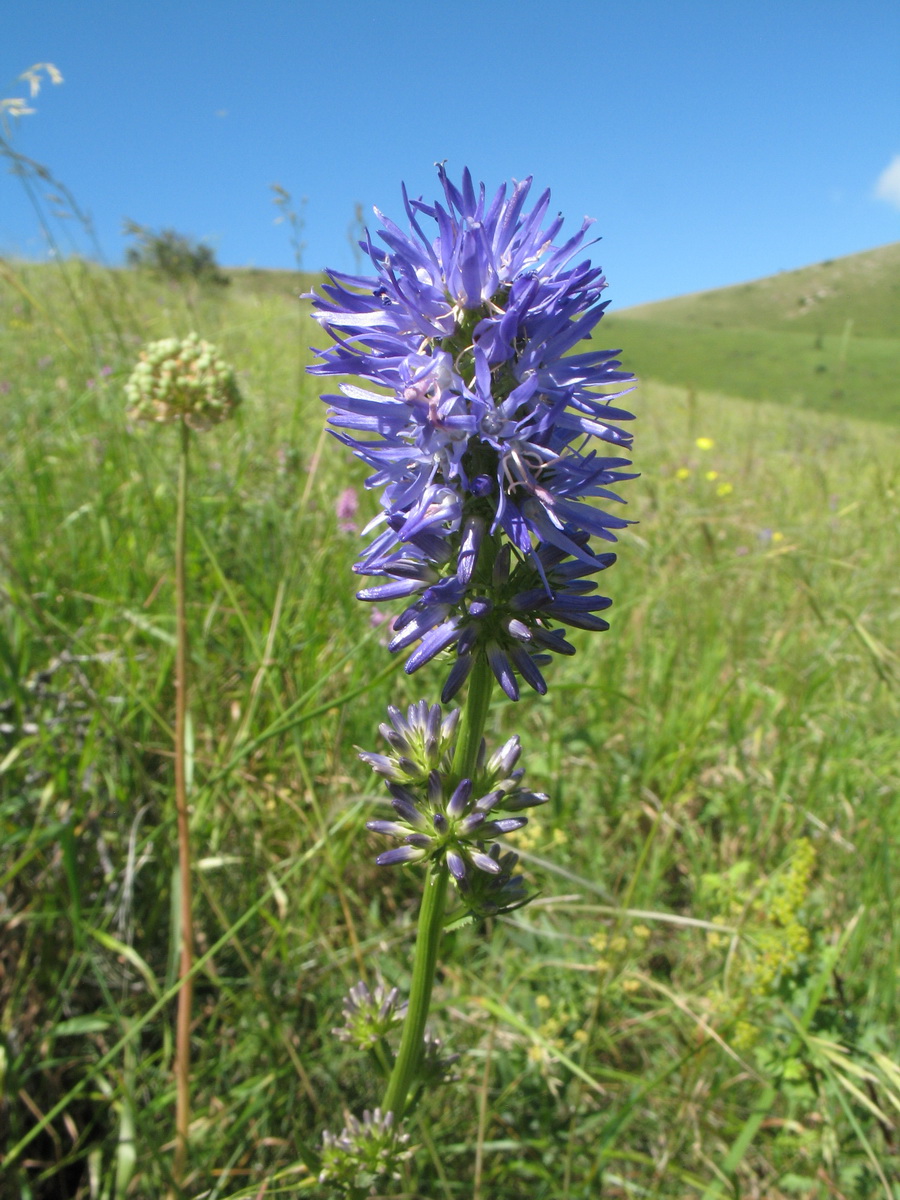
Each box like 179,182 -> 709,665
361,702 -> 546,913
310,166 -> 636,699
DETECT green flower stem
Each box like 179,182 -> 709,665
381,655 -> 494,1120
450,653 -> 494,784
381,863 -> 449,1119
173,418 -> 194,1190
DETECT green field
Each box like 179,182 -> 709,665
606,241 -> 900,425
1,257 -> 899,1198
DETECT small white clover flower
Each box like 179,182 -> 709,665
125,332 -> 241,430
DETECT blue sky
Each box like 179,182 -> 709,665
3,0 -> 899,309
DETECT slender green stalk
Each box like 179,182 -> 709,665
172,418 -> 194,1190
381,863 -> 449,1119
450,654 -> 494,784
381,655 -> 494,1119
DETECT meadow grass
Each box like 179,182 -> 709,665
601,317 -> 900,426
605,240 -> 900,426
1,261 -> 899,1198
617,241 -> 900,339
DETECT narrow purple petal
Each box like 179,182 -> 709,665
376,845 -> 427,866
366,820 -> 408,837
469,850 -> 503,875
405,833 -> 434,849
487,643 -> 519,702
508,644 -> 548,695
460,811 -> 487,836
390,794 -> 427,828
447,779 -> 473,818
480,817 -> 528,836
357,579 -> 424,602
441,654 -> 474,702
447,850 -> 467,880
404,620 -> 462,672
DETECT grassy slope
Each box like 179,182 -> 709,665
604,242 -> 900,425
1,261 -> 899,1198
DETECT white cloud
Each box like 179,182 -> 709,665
874,154 -> 900,209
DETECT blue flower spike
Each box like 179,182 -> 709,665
310,165 -> 636,699
311,165 -> 636,1144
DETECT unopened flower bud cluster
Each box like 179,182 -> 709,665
332,979 -> 408,1050
125,332 -> 241,430
363,702 -> 547,912
319,1107 -> 412,1191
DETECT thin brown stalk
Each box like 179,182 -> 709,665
172,418 -> 194,1191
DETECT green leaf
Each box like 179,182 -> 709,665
51,1016 -> 111,1037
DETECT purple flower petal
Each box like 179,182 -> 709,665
447,779 -> 473,818
487,643 -> 519,702
366,819 -> 408,837
376,845 -> 427,867
446,850 -> 467,880
469,850 -> 503,875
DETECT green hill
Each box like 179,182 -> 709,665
603,242 -> 900,425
